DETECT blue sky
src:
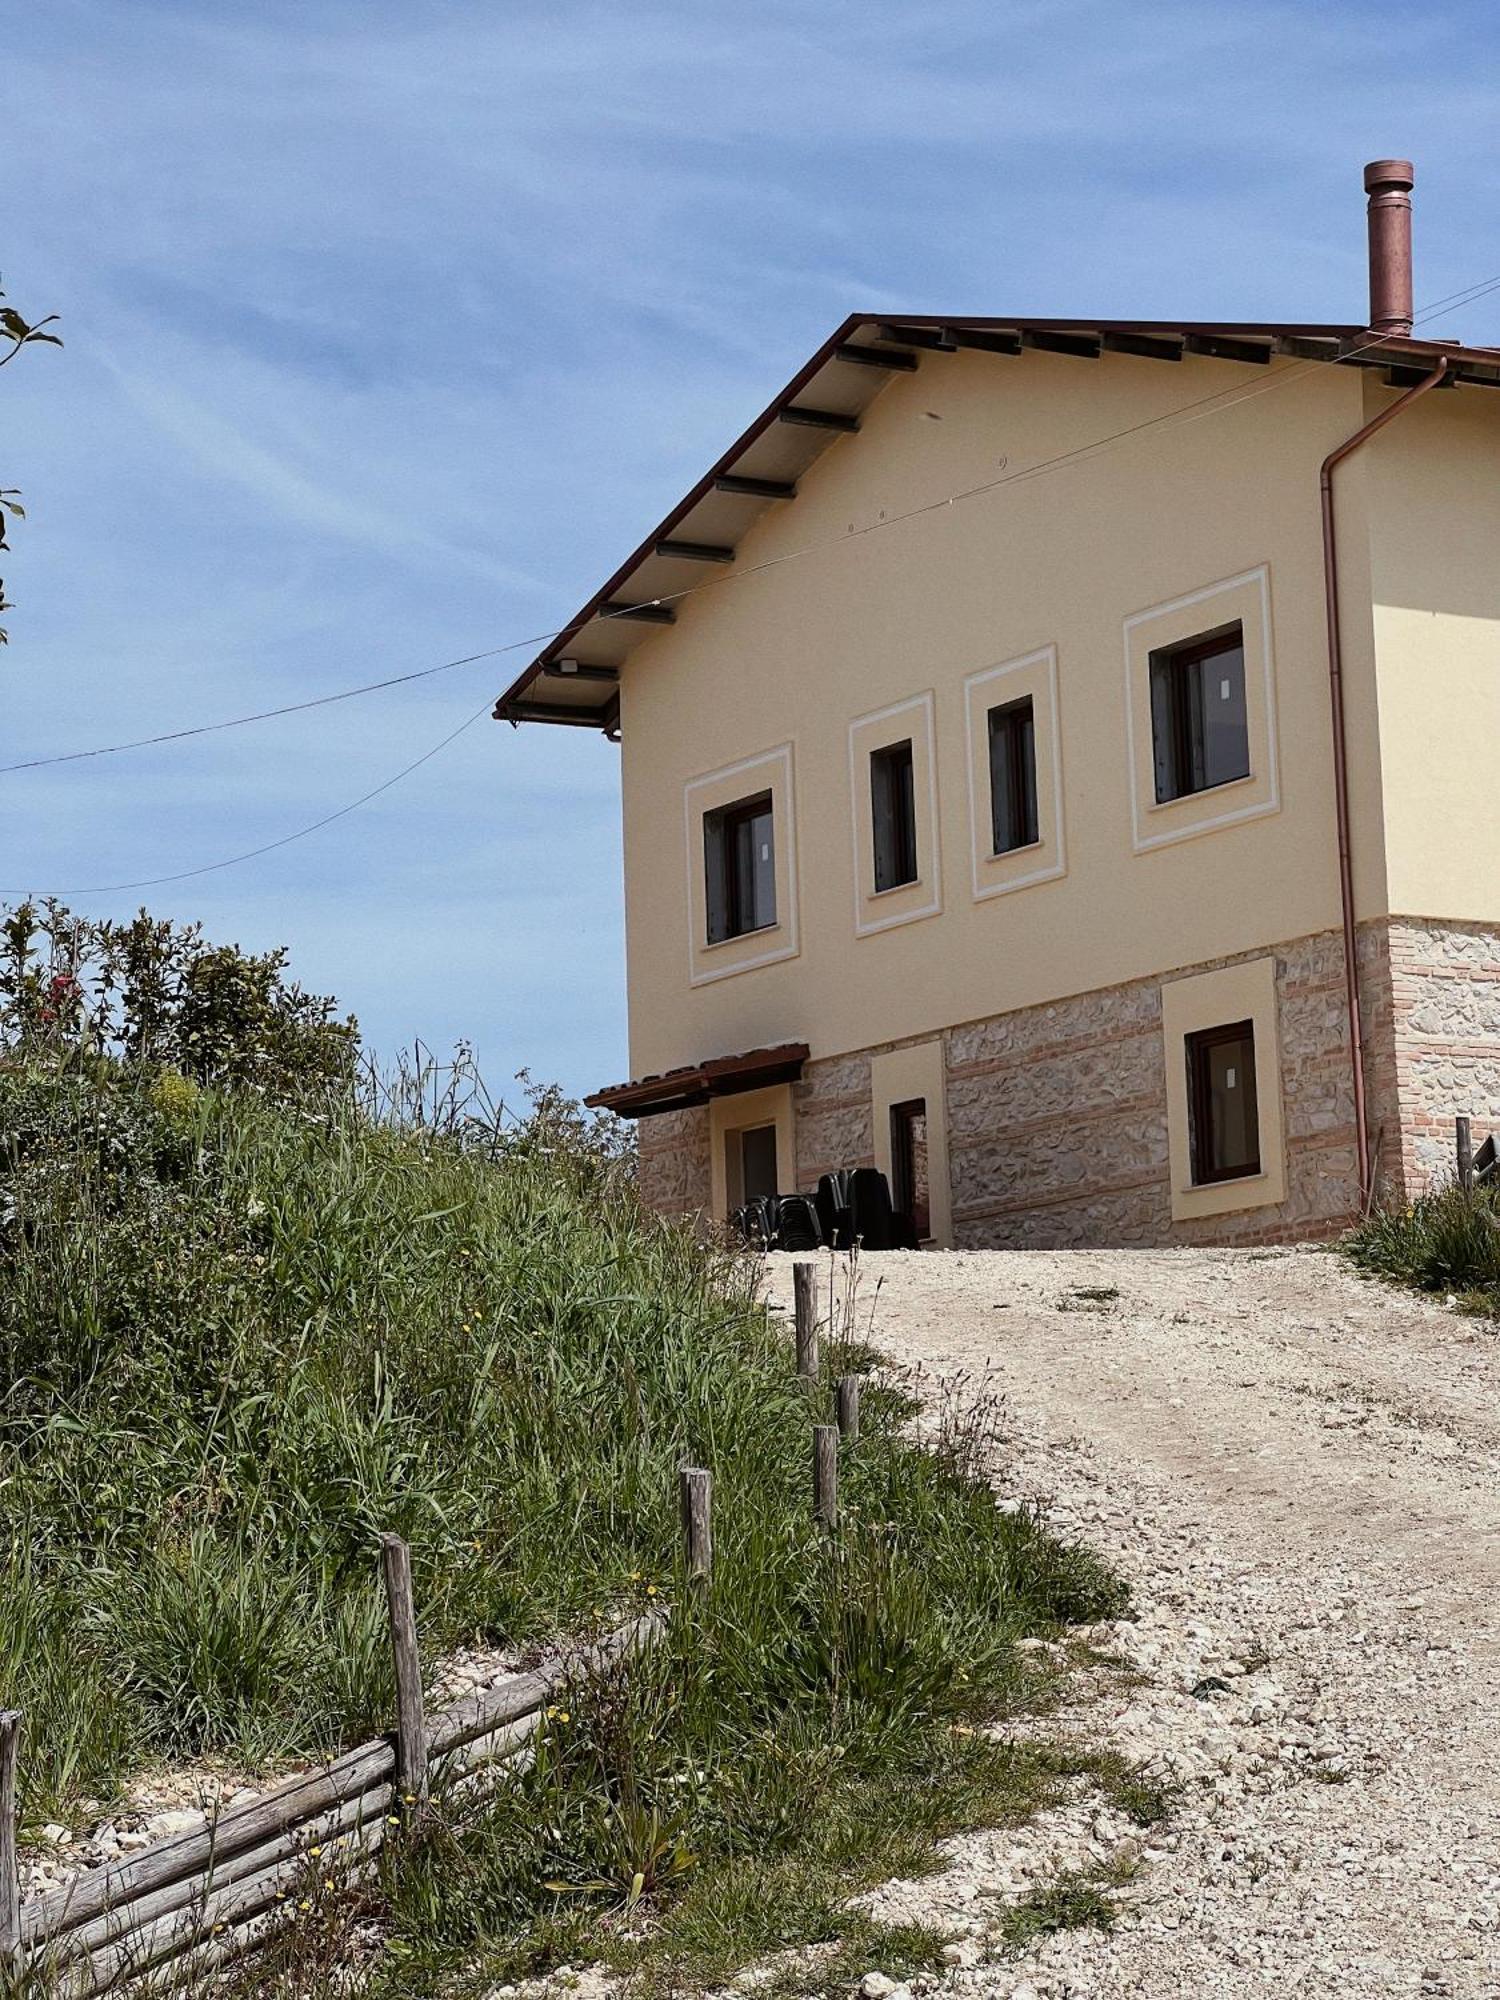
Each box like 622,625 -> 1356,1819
4,0 -> 1499,1098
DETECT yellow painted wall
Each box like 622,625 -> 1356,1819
1364,379 -> 1500,921
618,347 -> 1384,1079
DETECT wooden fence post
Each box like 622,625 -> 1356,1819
679,1466 -> 713,1596
1457,1115 -> 1474,1192
813,1425 -> 839,1531
835,1374 -> 861,1444
0,1709 -> 19,1972
379,1536 -> 428,1810
793,1262 -> 819,1382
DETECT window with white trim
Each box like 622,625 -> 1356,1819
987,695 -> 1039,854
1150,624 -> 1250,803
870,738 -> 918,891
704,792 -> 776,944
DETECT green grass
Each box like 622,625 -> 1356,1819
1342,1179 -> 1500,1310
995,1868 -> 1123,1950
1108,1772 -> 1178,1828
357,1731 -> 1104,1997
2,1056 -> 1128,1991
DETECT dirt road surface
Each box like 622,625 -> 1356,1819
765,1246 -> 1500,2000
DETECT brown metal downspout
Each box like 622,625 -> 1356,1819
1320,354 -> 1449,1209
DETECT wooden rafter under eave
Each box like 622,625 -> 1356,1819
600,601 -> 675,624
499,700 -> 616,728
499,314 -> 1500,729
654,538 -> 736,563
834,343 -> 919,371
778,406 -> 860,431
715,474 -> 796,498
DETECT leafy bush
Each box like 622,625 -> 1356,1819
1343,1180 -> 1500,1302
1,898 -> 356,1093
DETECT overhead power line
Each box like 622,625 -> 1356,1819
3,699 -> 494,897
8,268 -> 1500,898
0,641 -> 552,775
5,272 -> 1498,786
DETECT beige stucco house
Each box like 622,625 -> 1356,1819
498,162 -> 1500,1248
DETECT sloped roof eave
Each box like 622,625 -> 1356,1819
496,316 -> 1500,731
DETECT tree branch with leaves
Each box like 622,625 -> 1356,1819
0,280 -> 62,645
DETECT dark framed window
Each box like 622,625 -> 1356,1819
987,696 -> 1039,854
890,1097 -> 930,1239
738,1124 -> 779,1204
871,738 -> 918,891
704,791 -> 776,944
1150,624 -> 1249,804
1186,1020 -> 1260,1184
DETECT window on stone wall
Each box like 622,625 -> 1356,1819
737,1123 -> 779,1204
1185,1019 -> 1260,1184
889,1097 -> 931,1239
704,792 -> 776,944
1150,624 -> 1250,803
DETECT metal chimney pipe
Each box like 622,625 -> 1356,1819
1364,159 -> 1415,336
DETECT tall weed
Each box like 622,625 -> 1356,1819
2,1054 -> 1125,1988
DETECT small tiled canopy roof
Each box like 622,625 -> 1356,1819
493,314 -> 1500,734
586,1042 -> 809,1119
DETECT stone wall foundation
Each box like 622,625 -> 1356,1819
626,915 -> 1495,1245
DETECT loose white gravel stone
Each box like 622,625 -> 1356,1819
766,1247 -> 1500,2000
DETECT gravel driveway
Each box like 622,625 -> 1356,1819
765,1246 -> 1500,2000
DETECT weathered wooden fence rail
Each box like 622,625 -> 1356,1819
5,1258 -> 852,1996
11,1590 -> 661,1997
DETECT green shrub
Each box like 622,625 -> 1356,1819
1,898 -> 355,1092
1343,1180 -> 1500,1301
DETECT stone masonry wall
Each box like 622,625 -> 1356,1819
793,1049 -> 875,1193
1383,919 -> 1500,1194
944,928 -> 1365,1250
636,1103 -> 711,1220
626,919 -> 1500,1242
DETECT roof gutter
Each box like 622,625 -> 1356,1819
1320,353 -> 1449,1210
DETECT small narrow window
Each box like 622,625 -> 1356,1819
870,739 -> 918,891
987,696 -> 1039,854
1185,1020 -> 1260,1184
890,1097 -> 931,1239
704,792 -> 776,944
1150,624 -> 1249,804
738,1124 -> 779,1205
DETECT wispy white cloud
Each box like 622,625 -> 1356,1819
2,0 -> 1498,1091
98,348 -> 547,592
